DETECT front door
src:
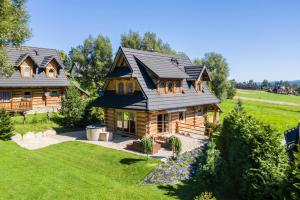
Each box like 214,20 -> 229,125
157,113 -> 169,133
116,111 -> 136,135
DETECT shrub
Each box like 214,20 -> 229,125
286,150 -> 300,200
218,106 -> 289,199
60,86 -> 87,127
169,136 -> 182,159
226,80 -> 236,99
0,109 -> 14,140
140,136 -> 153,160
194,192 -> 216,200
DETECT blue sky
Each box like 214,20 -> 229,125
25,0 -> 300,82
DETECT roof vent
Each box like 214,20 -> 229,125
171,57 -> 179,65
33,49 -> 39,56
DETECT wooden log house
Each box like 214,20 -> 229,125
93,47 -> 221,137
0,46 -> 69,112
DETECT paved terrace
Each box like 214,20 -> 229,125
11,131 -> 207,159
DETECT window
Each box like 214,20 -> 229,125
0,92 -> 11,102
50,90 -> 58,97
127,82 -> 133,94
157,113 -> 169,133
159,82 -> 165,94
48,67 -> 55,78
175,81 -> 181,93
196,108 -> 203,117
116,111 -> 136,135
179,111 -> 185,121
23,66 -> 31,77
117,82 -> 125,94
167,82 -> 173,93
23,91 -> 32,100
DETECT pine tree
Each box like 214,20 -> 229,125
0,109 -> 14,140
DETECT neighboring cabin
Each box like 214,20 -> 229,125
285,123 -> 300,151
0,46 -> 69,112
93,47 -> 221,137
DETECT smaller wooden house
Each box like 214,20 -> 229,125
0,46 -> 69,112
93,47 -> 221,137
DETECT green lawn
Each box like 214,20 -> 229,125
13,113 -> 78,134
236,89 -> 300,104
0,141 -> 187,200
220,99 -> 300,133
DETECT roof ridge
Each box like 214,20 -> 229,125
121,47 -> 185,58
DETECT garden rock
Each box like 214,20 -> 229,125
11,134 -> 22,142
43,129 -> 56,136
22,132 -> 35,140
144,147 -> 203,184
35,132 -> 43,139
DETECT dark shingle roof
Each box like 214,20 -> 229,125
0,46 -> 69,87
134,55 -> 189,79
95,47 -> 220,111
106,67 -> 132,78
185,66 -> 211,81
93,91 -> 147,110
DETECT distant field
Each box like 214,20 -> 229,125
220,99 -> 300,133
236,89 -> 300,104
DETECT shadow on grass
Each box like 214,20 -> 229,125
157,179 -> 199,200
120,158 -> 145,165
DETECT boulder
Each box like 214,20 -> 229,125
43,129 -> 56,136
11,134 -> 22,142
22,132 -> 35,140
35,132 -> 44,139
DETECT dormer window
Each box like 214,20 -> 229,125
48,67 -> 55,78
167,82 -> 173,93
23,66 -> 31,77
159,82 -> 165,94
175,81 -> 181,93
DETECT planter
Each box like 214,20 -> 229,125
126,141 -> 161,154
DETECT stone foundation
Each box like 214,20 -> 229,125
26,106 -> 61,114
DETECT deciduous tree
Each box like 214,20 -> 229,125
0,0 -> 31,76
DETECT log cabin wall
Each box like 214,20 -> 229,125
0,87 -> 64,111
103,106 -> 207,137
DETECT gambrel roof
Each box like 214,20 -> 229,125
94,47 -> 220,111
0,46 -> 69,87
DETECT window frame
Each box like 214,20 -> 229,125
167,81 -> 173,93
23,91 -> 32,100
50,90 -> 58,97
178,111 -> 186,122
0,91 -> 11,103
196,108 -> 203,117
48,67 -> 56,78
127,82 -> 134,94
23,66 -> 31,77
117,82 -> 125,94
159,81 -> 165,94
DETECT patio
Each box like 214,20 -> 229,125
12,130 -> 207,159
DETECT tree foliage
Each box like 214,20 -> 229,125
0,109 -> 14,140
169,135 -> 182,158
194,53 -> 231,100
218,105 -> 289,199
0,0 -> 31,77
140,136 -> 153,159
69,34 -> 112,92
60,86 -> 87,128
121,30 -> 176,54
287,150 -> 300,200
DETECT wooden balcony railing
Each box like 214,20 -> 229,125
0,101 -> 32,111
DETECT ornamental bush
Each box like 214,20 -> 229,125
140,136 -> 153,160
218,106 -> 289,199
194,192 -> 216,200
60,86 -> 87,127
169,136 -> 182,159
0,109 -> 14,140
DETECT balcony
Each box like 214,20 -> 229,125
0,101 -> 32,112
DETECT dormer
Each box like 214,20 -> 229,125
184,66 -> 211,93
41,56 -> 62,78
16,54 -> 39,78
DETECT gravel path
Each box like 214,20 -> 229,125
234,96 -> 300,107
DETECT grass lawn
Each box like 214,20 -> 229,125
220,99 -> 300,133
0,141 -> 189,200
12,113 -> 78,134
236,89 -> 300,104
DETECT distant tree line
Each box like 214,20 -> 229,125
234,79 -> 300,95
